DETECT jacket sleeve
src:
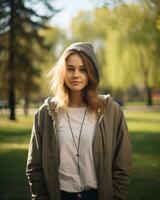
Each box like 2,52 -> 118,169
26,111 -> 49,200
112,109 -> 132,200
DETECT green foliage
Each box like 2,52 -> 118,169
69,1 -> 160,97
70,11 -> 95,42
33,27 -> 66,98
0,0 -> 60,119
103,3 -> 160,91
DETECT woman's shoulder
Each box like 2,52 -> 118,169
99,94 -> 123,114
35,97 -> 56,119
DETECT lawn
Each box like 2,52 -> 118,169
125,111 -> 160,200
0,110 -> 160,200
0,115 -> 33,200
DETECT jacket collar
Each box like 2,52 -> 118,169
45,97 -> 57,121
45,94 -> 112,124
97,94 -> 111,124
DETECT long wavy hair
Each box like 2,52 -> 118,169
47,50 -> 107,112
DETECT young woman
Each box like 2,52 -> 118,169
26,42 -> 132,200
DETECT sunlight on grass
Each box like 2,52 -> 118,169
0,143 -> 29,152
0,115 -> 33,129
124,111 -> 160,133
0,115 -> 32,154
124,111 -> 160,121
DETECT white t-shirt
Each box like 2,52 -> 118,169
57,107 -> 97,192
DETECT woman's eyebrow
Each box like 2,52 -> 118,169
79,65 -> 86,68
66,64 -> 86,68
65,65 -> 74,69
66,64 -> 73,66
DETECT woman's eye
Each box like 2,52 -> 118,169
67,68 -> 74,72
80,68 -> 87,73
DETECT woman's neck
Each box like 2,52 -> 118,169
68,91 -> 86,107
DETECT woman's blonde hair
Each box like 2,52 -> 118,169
47,50 -> 107,112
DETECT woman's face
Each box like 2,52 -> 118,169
64,54 -> 89,92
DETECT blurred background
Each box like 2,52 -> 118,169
0,0 -> 160,199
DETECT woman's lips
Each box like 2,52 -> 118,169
70,81 -> 81,84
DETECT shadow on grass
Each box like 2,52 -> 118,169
130,131 -> 160,155
128,131 -> 160,200
0,149 -> 30,200
0,128 -> 31,137
129,174 -> 160,200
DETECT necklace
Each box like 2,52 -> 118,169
66,107 -> 88,174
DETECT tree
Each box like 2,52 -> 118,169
66,1 -> 160,105
70,9 -> 110,91
104,3 -> 160,105
0,0 -> 58,120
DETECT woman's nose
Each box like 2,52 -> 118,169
73,69 -> 79,77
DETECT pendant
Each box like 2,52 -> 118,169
76,153 -> 79,157
78,193 -> 82,198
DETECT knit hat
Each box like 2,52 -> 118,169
63,42 -> 99,80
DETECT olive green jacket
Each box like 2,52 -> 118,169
26,95 -> 132,200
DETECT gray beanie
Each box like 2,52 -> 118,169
63,42 -> 99,80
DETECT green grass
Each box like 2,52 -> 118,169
0,115 -> 33,200
124,111 -> 160,200
0,111 -> 160,200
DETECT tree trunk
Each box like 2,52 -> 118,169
8,0 -> 16,120
24,94 -> 29,116
8,85 -> 16,119
146,86 -> 152,106
144,71 -> 153,106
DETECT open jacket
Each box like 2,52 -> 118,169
26,95 -> 132,200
